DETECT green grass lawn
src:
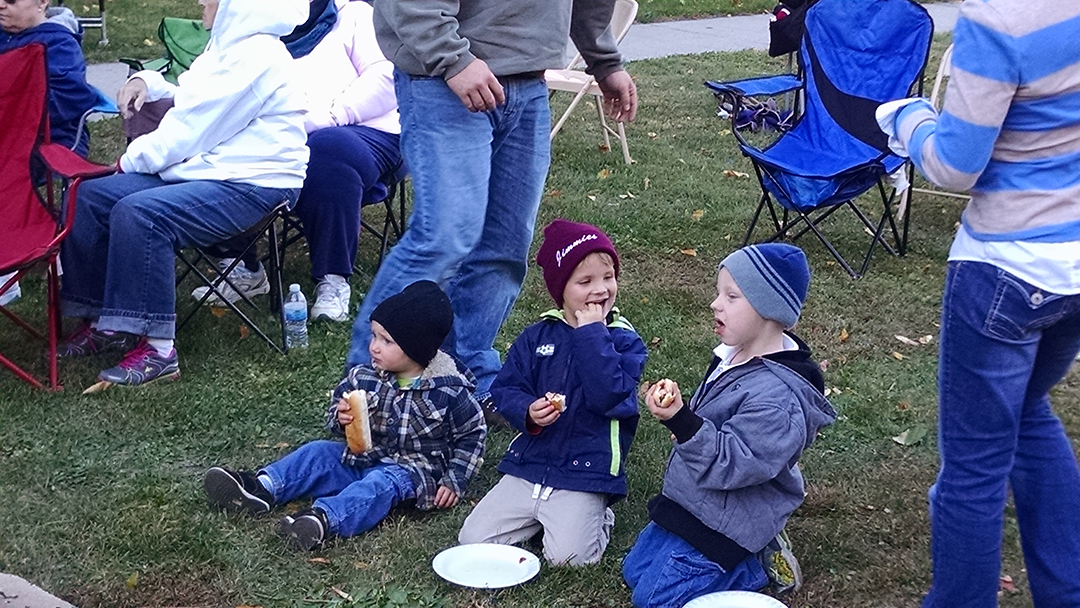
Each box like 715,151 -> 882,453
3,29 -> 1077,608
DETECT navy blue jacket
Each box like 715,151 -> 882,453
0,11 -> 96,155
490,309 -> 647,500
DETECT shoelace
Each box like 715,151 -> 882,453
117,341 -> 156,370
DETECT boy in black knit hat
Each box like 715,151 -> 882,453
458,219 -> 647,566
203,280 -> 487,550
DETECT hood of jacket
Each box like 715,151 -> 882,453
208,0 -> 307,50
43,7 -> 82,37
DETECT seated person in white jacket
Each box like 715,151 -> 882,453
56,0 -> 310,386
193,0 -> 401,323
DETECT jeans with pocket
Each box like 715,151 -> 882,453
345,70 -> 551,396
622,522 -> 768,608
923,261 -> 1080,608
261,439 -> 416,538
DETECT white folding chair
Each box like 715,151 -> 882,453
912,43 -> 970,202
546,0 -> 638,165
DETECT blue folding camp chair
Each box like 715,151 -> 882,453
706,0 -> 933,278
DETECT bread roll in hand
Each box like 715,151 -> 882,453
344,390 -> 373,454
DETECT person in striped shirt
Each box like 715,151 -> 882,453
877,2 -> 1080,606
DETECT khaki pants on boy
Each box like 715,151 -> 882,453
458,474 -> 614,566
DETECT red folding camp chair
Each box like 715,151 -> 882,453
0,44 -> 114,389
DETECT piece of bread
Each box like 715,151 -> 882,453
546,392 -> 567,412
344,390 -> 373,454
653,380 -> 676,408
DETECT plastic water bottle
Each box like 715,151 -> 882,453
283,283 -> 309,349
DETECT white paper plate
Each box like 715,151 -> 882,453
682,590 -> 789,608
432,543 -> 540,589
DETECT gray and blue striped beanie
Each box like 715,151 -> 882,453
719,243 -> 810,329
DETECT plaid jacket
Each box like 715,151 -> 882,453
325,351 -> 487,510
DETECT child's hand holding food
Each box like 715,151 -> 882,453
645,379 -> 683,420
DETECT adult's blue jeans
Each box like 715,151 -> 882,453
346,70 -> 551,396
60,172 -> 296,338
923,261 -> 1080,608
261,439 -> 416,538
622,522 -> 768,608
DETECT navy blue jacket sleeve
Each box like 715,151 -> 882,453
570,323 -> 647,419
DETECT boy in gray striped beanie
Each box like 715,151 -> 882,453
626,242 -> 834,605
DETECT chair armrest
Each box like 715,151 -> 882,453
37,143 -> 116,180
705,75 -> 802,98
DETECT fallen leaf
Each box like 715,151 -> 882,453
648,336 -> 662,348
82,380 -> 113,395
839,328 -> 849,343
308,557 -> 331,565
274,441 -> 290,449
892,351 -> 905,360
691,209 -> 705,221
892,425 -> 927,446
353,561 -> 370,569
142,38 -> 155,46
999,575 -> 1016,594
587,195 -> 596,201
330,586 -> 353,602
918,334 -> 934,344
648,132 -> 658,139
625,190 -> 635,198
211,307 -> 228,318
125,572 -> 139,589
680,248 -> 697,257
721,169 -> 749,178
599,143 -> 611,152
864,504 -> 876,511
818,359 -> 830,372
896,401 -> 910,411
720,129 -> 732,136
824,388 -> 832,397
894,335 -> 919,346
597,168 -> 611,179
828,387 -> 842,395
255,443 -> 270,448
239,324 -> 249,339
548,189 -> 562,198
643,177 -> 651,189
640,296 -> 649,304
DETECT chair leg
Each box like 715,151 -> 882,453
266,217 -> 287,353
595,95 -> 613,152
550,86 -> 593,140
616,121 -> 632,165
48,260 -> 61,389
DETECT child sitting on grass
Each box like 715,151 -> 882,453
623,243 -> 836,607
458,219 -> 647,566
203,280 -> 487,550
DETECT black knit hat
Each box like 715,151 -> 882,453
369,281 -> 453,367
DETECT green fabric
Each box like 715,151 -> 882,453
158,18 -> 210,84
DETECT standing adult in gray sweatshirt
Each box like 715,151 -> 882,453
345,0 -> 637,404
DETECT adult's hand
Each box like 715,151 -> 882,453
597,70 -> 637,123
446,59 -> 505,112
117,78 -> 149,119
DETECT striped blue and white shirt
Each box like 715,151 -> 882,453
890,0 -> 1080,291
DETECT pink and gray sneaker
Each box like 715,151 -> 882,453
98,339 -> 180,386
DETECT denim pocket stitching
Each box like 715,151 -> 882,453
984,269 -> 1067,341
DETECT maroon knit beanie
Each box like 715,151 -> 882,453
535,219 -> 620,307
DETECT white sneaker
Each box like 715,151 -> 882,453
191,259 -> 270,307
0,272 -> 20,306
311,278 -> 351,322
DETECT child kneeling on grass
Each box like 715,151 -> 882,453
458,219 -> 647,566
203,280 -> 487,550
623,243 -> 836,607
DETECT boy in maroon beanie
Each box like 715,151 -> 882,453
458,218 -> 647,566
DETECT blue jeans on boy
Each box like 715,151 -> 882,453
260,440 -> 416,538
924,261 -> 1080,608
622,522 -> 768,608
345,70 -> 551,396
60,173 -> 296,339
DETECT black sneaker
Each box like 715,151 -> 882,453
279,508 -> 328,551
479,395 -> 509,429
203,466 -> 274,515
